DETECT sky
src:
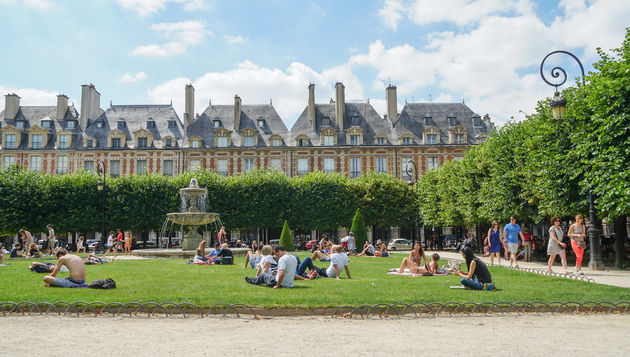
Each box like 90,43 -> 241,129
0,0 -> 628,128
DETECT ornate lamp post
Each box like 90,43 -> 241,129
404,160 -> 420,248
539,50 -> 604,270
96,160 -> 106,251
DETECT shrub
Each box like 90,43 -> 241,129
279,220 -> 294,251
349,209 -> 368,250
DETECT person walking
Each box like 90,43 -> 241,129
548,217 -> 571,274
568,214 -> 587,274
487,221 -> 502,265
102,232 -> 117,258
217,226 -> 227,245
503,216 -> 525,268
19,229 -> 33,251
522,227 -> 533,262
46,224 -> 56,254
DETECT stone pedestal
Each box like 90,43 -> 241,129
182,227 -> 203,251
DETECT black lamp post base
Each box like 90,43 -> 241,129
588,260 -> 605,270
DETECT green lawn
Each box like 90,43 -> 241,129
1,253 -> 629,308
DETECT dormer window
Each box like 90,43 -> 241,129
217,137 -> 228,147
257,118 -> 265,128
449,117 -> 457,126
168,120 -> 176,128
32,134 -> 42,149
376,137 -> 385,145
243,136 -> 255,147
352,116 -> 360,127
165,138 -> 172,147
111,138 -> 121,148
426,134 -> 437,144
322,117 -> 330,127
117,121 -> 125,129
147,120 -> 155,129
213,120 -> 220,128
454,134 -> 465,144
4,134 -> 16,149
42,120 -> 52,129
402,137 -> 411,145
138,137 -> 148,148
86,139 -> 94,148
299,138 -> 308,147
59,134 -> 68,149
272,138 -> 281,147
473,116 -> 482,126
66,121 -> 76,129
350,135 -> 359,145
191,140 -> 200,148
424,117 -> 432,126
97,121 -> 104,128
15,121 -> 25,129
323,135 -> 334,146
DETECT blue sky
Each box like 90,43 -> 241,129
1,0 -> 629,127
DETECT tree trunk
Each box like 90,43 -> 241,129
614,216 -> 627,268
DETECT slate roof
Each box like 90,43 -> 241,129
290,102 -> 396,146
0,105 -> 80,149
394,103 -> 494,144
187,103 -> 288,148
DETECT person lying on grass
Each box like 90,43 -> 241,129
245,245 -> 309,288
297,245 -> 351,280
392,253 -> 440,275
43,248 -> 86,288
85,253 -> 114,265
455,246 -> 495,291
396,242 -> 428,274
29,261 -> 69,273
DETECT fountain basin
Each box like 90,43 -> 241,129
166,212 -> 220,226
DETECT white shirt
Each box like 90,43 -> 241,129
277,253 -> 297,288
326,253 -> 349,278
106,235 -> 114,247
366,244 -> 375,254
257,255 -> 277,274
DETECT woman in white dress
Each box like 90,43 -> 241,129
547,217 -> 571,274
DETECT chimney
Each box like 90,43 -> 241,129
386,85 -> 398,126
79,84 -> 101,130
56,94 -> 68,121
184,84 -> 195,131
308,83 -> 316,131
233,95 -> 242,131
4,93 -> 20,120
335,82 -> 345,131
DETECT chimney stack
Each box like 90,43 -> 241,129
335,82 -> 345,131
386,85 -> 398,126
308,83 -> 316,131
79,84 -> 101,130
233,95 -> 242,131
56,94 -> 68,121
4,93 -> 20,120
184,84 -> 195,131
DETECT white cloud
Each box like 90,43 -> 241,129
114,0 -> 206,16
310,1 -> 326,16
147,61 -> 363,127
0,85 -> 77,112
379,0 -> 405,30
224,35 -> 247,44
131,21 -> 210,57
118,72 -> 148,83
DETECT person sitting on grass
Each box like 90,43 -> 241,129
374,240 -> 389,257
10,243 -> 24,258
311,241 -> 333,262
357,241 -> 376,257
395,242 -> 428,274
245,245 -> 309,288
26,243 -> 41,258
42,248 -> 86,288
455,246 -> 494,290
296,245 -> 351,280
194,240 -> 211,263
85,253 -> 114,265
76,236 -> 86,254
216,243 -> 234,264
254,245 -> 277,276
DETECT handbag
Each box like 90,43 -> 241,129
576,238 -> 587,250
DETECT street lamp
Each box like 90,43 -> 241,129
96,160 -> 106,251
540,50 -> 604,270
404,160 -> 420,248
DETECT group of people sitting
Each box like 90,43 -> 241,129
193,241 -> 234,264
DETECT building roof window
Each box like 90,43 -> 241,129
66,120 -> 76,129
321,117 -> 330,127
257,119 -> 265,128
147,120 -> 155,129
473,116 -> 482,126
97,121 -> 104,128
424,117 -> 432,126
449,117 -> 457,126
15,121 -> 25,129
117,121 -> 125,129
352,116 -> 360,127
168,120 -> 176,128
41,120 -> 52,129
213,120 -> 220,128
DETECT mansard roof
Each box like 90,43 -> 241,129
0,106 -> 80,149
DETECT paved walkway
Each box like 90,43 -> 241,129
430,249 -> 630,289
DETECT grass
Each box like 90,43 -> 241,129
1,253 -> 629,308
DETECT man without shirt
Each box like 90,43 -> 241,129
43,248 -> 86,288
245,245 -> 308,288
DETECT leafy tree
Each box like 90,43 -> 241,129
279,219 -> 294,251
349,208 -> 368,250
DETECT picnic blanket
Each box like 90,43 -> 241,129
387,268 -> 449,277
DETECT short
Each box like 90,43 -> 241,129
507,243 -> 519,253
381,252 -> 389,257
319,257 -> 330,262
249,256 -> 261,269
54,277 -> 86,288
365,251 -> 374,256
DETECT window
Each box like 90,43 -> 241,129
243,136 -> 255,147
350,158 -> 361,178
165,138 -> 172,147
138,137 -> 148,148
323,135 -> 334,146
216,159 -> 228,176
3,155 -> 16,167
321,117 -> 330,127
449,117 -> 457,126
163,160 -> 173,176
213,120 -> 220,128
30,156 -> 42,172
97,121 -> 104,128
243,158 -> 255,172
376,137 -> 385,145
402,137 -> 411,145
324,158 -> 335,173
110,160 -> 120,177
454,156 -> 464,161
117,121 -> 125,129
147,121 -> 155,129
270,158 -> 281,170
376,157 -> 386,173
401,158 -> 412,179
32,134 -> 43,149
137,160 -> 147,174
42,121 -> 52,129
84,160 -> 94,171
297,158 -> 308,175
426,134 -> 437,145
57,155 -> 68,174
424,117 -> 432,126
272,138 -> 281,147
168,120 -> 176,128
66,121 -> 76,129
111,138 -> 121,148
15,121 -> 25,129
474,117 -> 482,126
59,134 -> 68,149
191,140 -> 200,148
257,119 -> 265,128
350,135 -> 359,145
454,134 -> 465,144
86,139 -> 93,148
428,157 -> 439,170
189,159 -> 201,170
352,116 -> 360,126
298,138 -> 308,147
217,137 -> 228,147
5,134 -> 16,148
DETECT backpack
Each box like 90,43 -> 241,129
88,278 -> 116,289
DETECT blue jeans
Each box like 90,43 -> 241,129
297,257 -> 315,276
460,277 -> 483,290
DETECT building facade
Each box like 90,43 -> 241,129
1,83 -> 494,180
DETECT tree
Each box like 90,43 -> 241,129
349,209 -> 368,250
279,220 -> 294,251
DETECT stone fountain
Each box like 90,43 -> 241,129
166,178 -> 220,250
